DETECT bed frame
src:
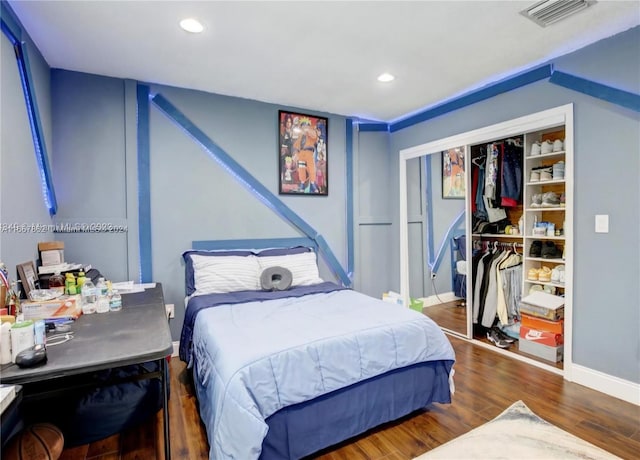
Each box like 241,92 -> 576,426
188,238 -> 453,459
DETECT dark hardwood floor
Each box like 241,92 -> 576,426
59,335 -> 640,460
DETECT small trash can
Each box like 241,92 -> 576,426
410,298 -> 424,312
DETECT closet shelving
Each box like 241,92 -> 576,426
523,129 -> 568,303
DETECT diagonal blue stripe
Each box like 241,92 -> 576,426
549,70 -> 640,112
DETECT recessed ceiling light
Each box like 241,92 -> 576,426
377,73 -> 395,83
180,18 -> 204,34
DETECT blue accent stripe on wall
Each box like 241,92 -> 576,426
137,84 -> 152,283
431,210 -> 465,275
346,119 -> 354,279
549,70 -> 640,112
390,64 -> 554,132
150,93 -> 351,286
1,1 -> 22,42
358,123 -> 389,132
2,13 -> 58,215
424,158 -> 435,270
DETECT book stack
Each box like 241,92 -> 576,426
518,291 -> 564,362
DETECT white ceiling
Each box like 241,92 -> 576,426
7,1 -> 640,122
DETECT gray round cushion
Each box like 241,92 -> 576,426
260,266 -> 293,291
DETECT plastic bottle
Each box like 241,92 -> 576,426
65,273 -> 77,295
95,278 -> 109,313
49,271 -> 65,296
81,279 -> 97,314
109,287 -> 122,312
96,278 -> 108,297
76,271 -> 86,291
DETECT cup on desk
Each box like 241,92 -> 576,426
10,321 -> 34,363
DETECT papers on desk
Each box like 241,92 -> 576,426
0,385 -> 16,415
111,281 -> 156,294
38,263 -> 89,275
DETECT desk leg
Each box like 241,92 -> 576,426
161,358 -> 171,460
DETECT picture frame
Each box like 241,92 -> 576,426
278,110 -> 328,195
442,147 -> 465,199
17,261 -> 39,299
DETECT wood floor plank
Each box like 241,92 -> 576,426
58,444 -> 90,460
85,434 -> 120,458
119,412 -> 157,460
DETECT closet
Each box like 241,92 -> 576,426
468,123 -> 571,372
400,104 -> 573,377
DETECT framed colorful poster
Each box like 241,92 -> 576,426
442,147 -> 465,199
278,110 -> 328,195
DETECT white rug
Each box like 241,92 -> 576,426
414,400 -> 620,459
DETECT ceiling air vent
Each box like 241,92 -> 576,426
521,0 -> 597,27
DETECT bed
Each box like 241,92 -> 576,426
179,238 -> 456,460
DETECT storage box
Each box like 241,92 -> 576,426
520,291 -> 564,321
38,241 -> 65,267
21,295 -> 81,320
519,325 -> 564,346
521,314 -> 564,334
519,338 -> 564,362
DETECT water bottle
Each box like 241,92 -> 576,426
109,289 -> 122,312
81,279 -> 97,314
96,278 -> 109,313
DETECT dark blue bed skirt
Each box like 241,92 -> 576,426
260,359 -> 454,459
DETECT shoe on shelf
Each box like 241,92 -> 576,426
527,268 -> 540,281
541,241 -> 561,259
560,192 -> 566,207
529,240 -> 543,257
530,169 -> 540,182
538,266 -> 552,282
539,166 -> 553,181
553,139 -> 564,152
541,140 -> 553,154
487,329 -> 512,348
530,193 -> 542,207
529,284 -> 544,294
552,161 -> 565,180
552,265 -> 565,283
530,142 -> 541,156
541,191 -> 561,206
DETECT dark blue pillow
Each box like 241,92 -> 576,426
256,246 -> 312,257
182,250 -> 253,296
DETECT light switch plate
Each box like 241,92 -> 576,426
595,214 -> 609,233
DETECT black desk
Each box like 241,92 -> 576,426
0,285 -> 173,459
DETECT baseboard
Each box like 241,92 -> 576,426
172,341 -> 179,358
421,291 -> 461,307
571,364 -> 640,406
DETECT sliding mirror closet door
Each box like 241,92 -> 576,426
402,148 -> 470,337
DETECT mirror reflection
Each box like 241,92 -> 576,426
407,147 -> 468,336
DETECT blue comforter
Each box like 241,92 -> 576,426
185,283 -> 455,459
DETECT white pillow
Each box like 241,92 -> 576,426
257,251 -> 323,287
192,254 -> 261,295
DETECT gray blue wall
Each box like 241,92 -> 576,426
390,26 -> 640,383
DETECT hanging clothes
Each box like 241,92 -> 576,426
500,140 -> 523,207
472,243 -> 523,328
484,143 -> 500,201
